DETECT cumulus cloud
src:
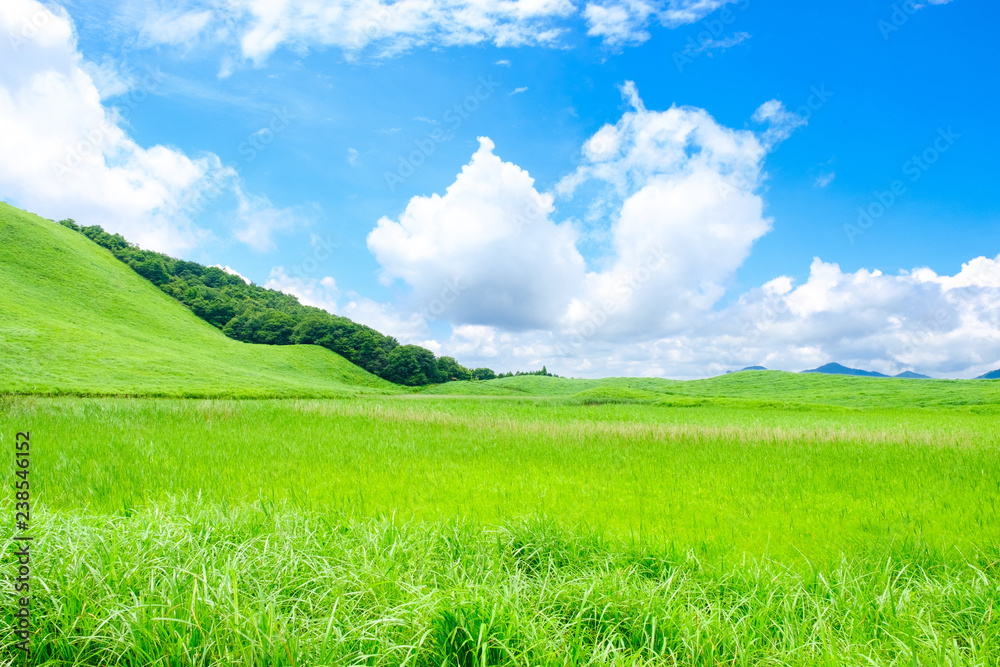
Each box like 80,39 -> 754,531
0,0 -> 217,252
426,256 -> 1000,379
701,256 -> 1000,379
362,81 -> 1000,379
367,136 -> 587,330
369,82 -> 789,338
0,0 -> 299,255
555,81 -> 776,338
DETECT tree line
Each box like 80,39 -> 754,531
58,220 -> 556,386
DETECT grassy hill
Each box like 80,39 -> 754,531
417,370 -> 1000,410
0,203 -> 399,397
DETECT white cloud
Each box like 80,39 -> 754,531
752,99 -> 809,148
368,82 -> 783,338
364,82 -> 778,344
660,0 -> 735,26
360,81 -> 1000,379
715,256 -> 1000,379
585,0 -> 735,46
0,0 -> 220,253
0,0 -> 297,255
509,86 -> 529,95
367,136 -> 587,330
554,81 -> 775,338
119,0 -> 744,65
347,147 -> 359,165
428,255 -> 1000,379
584,1 -> 656,46
198,0 -> 575,64
264,267 -> 341,314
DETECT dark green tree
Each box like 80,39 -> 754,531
471,367 -> 497,381
384,345 -> 442,386
436,356 -> 472,382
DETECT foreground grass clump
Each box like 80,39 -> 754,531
2,500 -> 998,666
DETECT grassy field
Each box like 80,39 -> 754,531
0,204 -> 397,398
2,394 -> 999,665
2,204 -> 999,665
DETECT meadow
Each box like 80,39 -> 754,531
2,393 -> 999,665
3,204 -> 999,664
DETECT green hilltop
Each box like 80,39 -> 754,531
0,203 -> 399,397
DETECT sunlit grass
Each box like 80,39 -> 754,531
2,395 -> 999,665
2,501 -> 998,666
8,396 -> 1000,559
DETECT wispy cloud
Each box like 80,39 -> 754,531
509,86 -> 529,96
814,172 -> 835,188
684,30 -> 750,55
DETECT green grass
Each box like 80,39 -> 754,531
2,396 -> 999,665
6,501 -> 999,667
3,203 -> 1000,664
8,396 -> 1000,559
0,204 -> 398,397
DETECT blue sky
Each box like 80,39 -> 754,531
2,0 -> 999,377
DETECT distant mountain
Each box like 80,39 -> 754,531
976,369 -> 1000,379
726,366 -> 768,373
894,371 -> 932,379
801,362 -> 889,378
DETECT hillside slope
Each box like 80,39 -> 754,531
0,204 -> 400,397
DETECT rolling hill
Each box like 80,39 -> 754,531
0,203 -> 400,397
